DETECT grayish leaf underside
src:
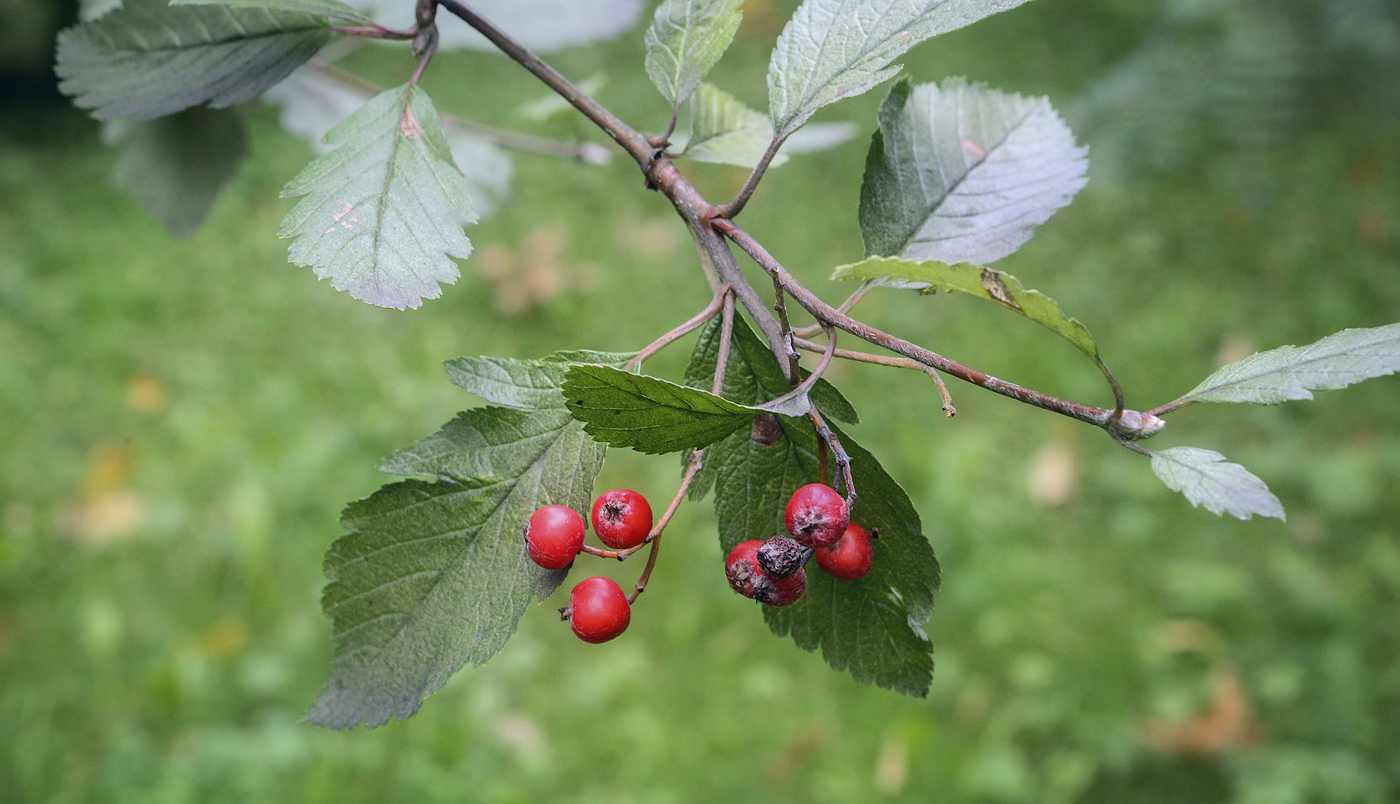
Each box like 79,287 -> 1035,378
767,0 -> 1033,139
860,78 -> 1088,264
1182,323 -> 1400,404
309,354 -> 621,729
1150,447 -> 1285,521
279,85 -> 476,310
645,0 -> 745,108
56,3 -> 334,121
267,68 -> 514,219
683,83 -> 791,168
171,0 -> 374,25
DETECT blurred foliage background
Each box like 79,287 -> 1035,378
3,0 -> 1400,801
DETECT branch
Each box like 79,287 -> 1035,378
435,0 -> 653,163
793,336 -> 956,416
714,219 -> 1164,439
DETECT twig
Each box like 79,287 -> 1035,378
713,219 -> 1164,439
792,337 -> 956,417
793,280 -> 874,339
771,275 -> 802,384
714,136 -> 783,219
714,291 -> 736,396
624,288 -> 730,372
808,408 -> 855,508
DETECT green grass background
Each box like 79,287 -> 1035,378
3,1 -> 1400,801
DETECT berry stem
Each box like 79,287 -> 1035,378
627,449 -> 705,604
713,290 -> 736,395
809,408 -> 855,508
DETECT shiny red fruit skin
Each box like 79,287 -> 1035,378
591,489 -> 653,549
525,505 -> 585,570
815,522 -> 874,580
726,540 -> 807,606
784,483 -> 850,548
568,576 -> 631,643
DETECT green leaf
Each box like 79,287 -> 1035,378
309,352 -> 622,729
1179,323 -> 1400,405
681,82 -> 790,169
1149,447 -> 1285,521
644,0 -> 745,109
766,0 -> 1033,139
56,2 -> 335,121
563,364 -> 761,454
859,78 -> 1088,264
279,85 -> 476,310
103,105 -> 249,237
686,315 -> 938,695
170,0 -> 375,25
446,350 -> 636,411
833,256 -> 1102,363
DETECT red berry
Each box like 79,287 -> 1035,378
524,505 -> 585,570
784,483 -> 850,549
815,522 -> 874,580
725,540 -> 807,606
591,489 -> 653,549
568,576 -> 631,643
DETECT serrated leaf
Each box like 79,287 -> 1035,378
279,84 -> 475,310
767,0 -> 1033,139
564,364 -> 761,454
859,78 -> 1088,264
309,352 -> 621,729
1180,323 -> 1400,405
834,256 -> 1101,362
56,2 -> 335,121
170,0 -> 374,25
1149,446 -> 1285,521
343,0 -> 644,53
265,67 -> 515,220
681,82 -> 790,168
686,315 -> 937,694
645,0 -> 744,109
102,105 -> 249,237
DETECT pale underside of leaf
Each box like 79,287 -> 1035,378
279,84 -> 476,310
171,0 -> 375,25
833,256 -> 1101,360
1181,322 -> 1400,405
645,0 -> 745,109
766,0 -> 1034,139
102,106 -> 250,237
266,67 -> 515,220
343,0 -> 644,52
309,354 -> 619,729
1150,447 -> 1285,521
859,78 -> 1088,265
681,82 -> 790,168
56,3 -> 334,121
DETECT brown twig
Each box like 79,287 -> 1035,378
713,219 -> 1164,439
792,336 -> 957,417
624,288 -> 730,372
627,450 -> 705,603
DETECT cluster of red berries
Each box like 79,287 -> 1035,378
726,483 -> 874,606
523,489 -> 653,643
